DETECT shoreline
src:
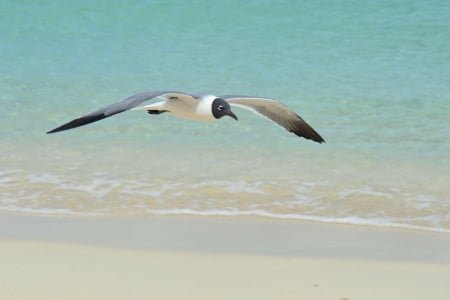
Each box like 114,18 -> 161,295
2,208 -> 450,234
1,213 -> 449,263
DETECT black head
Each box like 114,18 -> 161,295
211,98 -> 238,120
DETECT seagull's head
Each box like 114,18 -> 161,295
212,98 -> 238,121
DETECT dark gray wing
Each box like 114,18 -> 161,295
47,90 -> 183,134
222,95 -> 325,143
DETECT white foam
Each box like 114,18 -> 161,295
148,208 -> 450,233
0,205 -> 104,216
191,180 -> 266,195
338,186 -> 394,199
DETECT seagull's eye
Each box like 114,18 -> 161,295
218,105 -> 224,110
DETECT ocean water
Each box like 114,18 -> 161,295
1,0 -> 449,232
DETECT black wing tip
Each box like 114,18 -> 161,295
46,124 -> 69,134
312,133 -> 326,143
310,136 -> 325,144
293,116 -> 325,144
301,133 -> 325,144
290,124 -> 325,144
46,125 -> 74,134
46,126 -> 70,134
46,120 -> 82,134
316,137 -> 326,144
46,113 -> 109,134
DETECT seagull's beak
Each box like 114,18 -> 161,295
224,109 -> 238,121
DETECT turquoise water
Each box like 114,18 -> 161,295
1,1 -> 449,232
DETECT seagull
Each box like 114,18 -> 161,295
47,90 -> 325,143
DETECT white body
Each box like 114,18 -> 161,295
134,93 -> 217,122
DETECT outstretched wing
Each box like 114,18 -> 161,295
222,95 -> 325,143
47,90 -> 184,134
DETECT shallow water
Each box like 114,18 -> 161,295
1,0 -> 449,232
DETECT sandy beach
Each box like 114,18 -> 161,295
2,240 -> 449,300
1,215 -> 450,300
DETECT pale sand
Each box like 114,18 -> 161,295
1,215 -> 450,299
1,240 -> 450,300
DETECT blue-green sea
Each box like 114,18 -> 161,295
1,0 -> 449,232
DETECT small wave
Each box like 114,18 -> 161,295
148,208 -> 450,233
1,169 -> 449,233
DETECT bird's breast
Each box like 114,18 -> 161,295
164,98 -> 216,122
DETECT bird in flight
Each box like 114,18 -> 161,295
47,90 -> 325,143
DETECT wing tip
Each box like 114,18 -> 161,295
291,125 -> 325,144
46,125 -> 70,134
46,125 -> 67,134
313,133 -> 326,144
302,133 -> 326,144
46,125 -> 69,134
